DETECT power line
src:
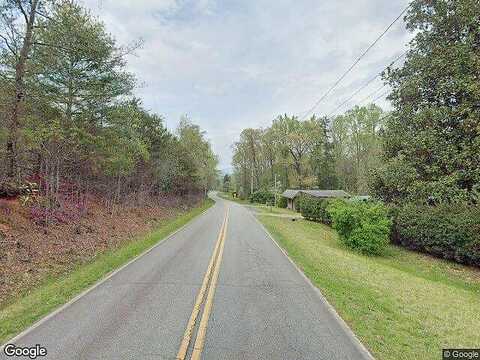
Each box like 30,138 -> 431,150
371,88 -> 390,103
327,50 -> 407,117
359,83 -> 388,105
332,86 -> 390,116
299,4 -> 410,120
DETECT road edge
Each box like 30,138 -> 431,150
0,200 -> 217,349
243,204 -> 375,360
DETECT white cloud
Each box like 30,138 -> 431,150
82,0 -> 412,170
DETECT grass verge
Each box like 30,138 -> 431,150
258,216 -> 480,360
252,205 -> 299,216
0,199 -> 214,344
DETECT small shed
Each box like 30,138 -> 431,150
281,190 -> 302,210
281,189 -> 350,211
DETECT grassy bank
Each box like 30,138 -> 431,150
252,205 -> 298,216
0,199 -> 214,344
258,216 -> 480,360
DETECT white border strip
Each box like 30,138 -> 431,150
241,203 -> 375,360
1,202 -> 217,349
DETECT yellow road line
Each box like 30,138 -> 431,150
190,209 -> 229,360
176,208 -> 228,360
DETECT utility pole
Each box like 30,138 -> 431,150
250,167 -> 254,195
274,173 -> 277,206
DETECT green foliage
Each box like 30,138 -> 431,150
231,105 -> 384,196
249,190 -> 274,204
0,1 -> 217,202
375,0 -> 480,204
297,195 -> 331,224
394,203 -> 480,266
177,117 -> 219,194
327,200 -> 392,255
222,174 -> 231,192
271,114 -> 323,188
331,105 -> 384,193
311,117 -> 338,189
368,155 -> 418,203
277,196 -> 288,208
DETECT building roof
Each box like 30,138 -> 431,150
281,189 -> 350,199
301,190 -> 350,198
281,189 -> 302,199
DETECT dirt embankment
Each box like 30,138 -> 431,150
0,194 -> 202,306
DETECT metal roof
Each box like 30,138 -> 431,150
281,189 -> 350,199
281,189 -> 301,199
301,190 -> 350,198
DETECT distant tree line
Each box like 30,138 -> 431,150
231,105 -> 384,198
0,1 -> 218,212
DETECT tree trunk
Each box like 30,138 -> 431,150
6,0 -> 40,180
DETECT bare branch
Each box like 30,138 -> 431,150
34,9 -> 53,21
15,0 -> 29,24
0,33 -> 17,56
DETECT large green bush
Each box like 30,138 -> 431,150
298,195 -> 331,224
277,196 -> 288,208
394,204 -> 480,266
249,190 -> 274,204
327,200 -> 392,255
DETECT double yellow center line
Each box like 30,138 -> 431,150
176,207 -> 229,360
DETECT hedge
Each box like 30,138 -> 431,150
394,203 -> 480,266
296,195 -> 332,224
327,200 -> 392,255
249,190 -> 274,204
277,196 -> 288,208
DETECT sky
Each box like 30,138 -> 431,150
82,0 -> 412,172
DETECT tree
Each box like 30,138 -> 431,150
222,174 -> 231,192
1,0 -> 42,180
331,105 -> 384,194
33,2 -> 135,122
231,106 -> 385,198
372,0 -> 480,204
177,116 -> 218,196
0,0 -> 218,218
22,0 -> 136,202
311,116 -> 338,189
271,114 -> 322,187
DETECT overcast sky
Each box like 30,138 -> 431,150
82,0 -> 411,172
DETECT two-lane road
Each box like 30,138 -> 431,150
1,194 -> 373,359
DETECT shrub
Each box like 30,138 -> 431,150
277,196 -> 287,208
394,203 -> 480,266
327,200 -> 392,255
298,195 -> 331,224
249,190 -> 274,204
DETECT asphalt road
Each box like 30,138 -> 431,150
1,194 -> 373,360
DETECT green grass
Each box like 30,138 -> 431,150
258,216 -> 480,360
0,199 -> 214,344
252,205 -> 298,216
